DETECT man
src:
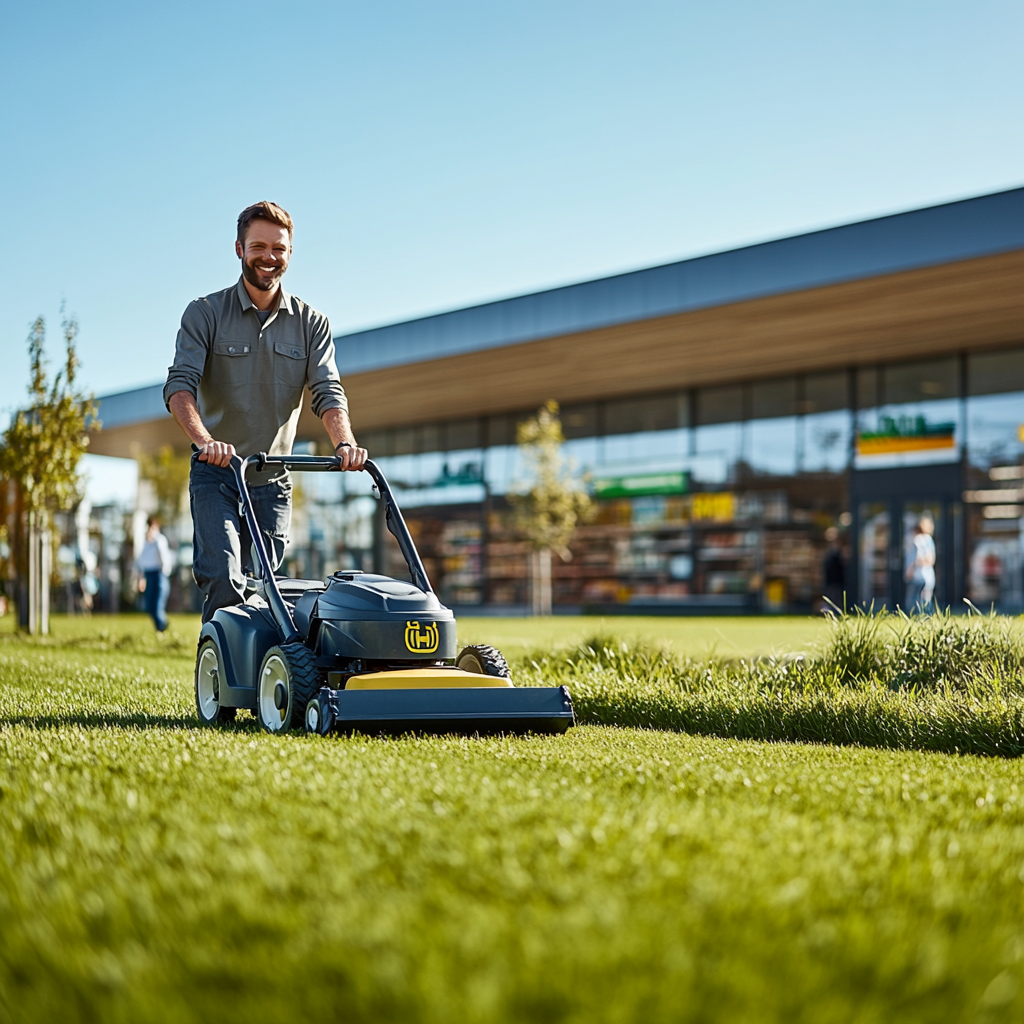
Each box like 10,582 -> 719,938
136,515 -> 173,632
164,201 -> 366,622
821,525 -> 847,611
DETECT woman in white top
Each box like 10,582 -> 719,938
904,516 -> 936,612
136,516 -> 173,632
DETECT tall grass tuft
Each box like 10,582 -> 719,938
516,610 -> 1024,757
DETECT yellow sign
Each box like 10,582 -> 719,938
691,492 -> 735,523
404,620 -> 439,654
856,435 -> 955,456
1018,425 -> 1024,443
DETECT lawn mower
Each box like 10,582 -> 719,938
194,452 -> 575,736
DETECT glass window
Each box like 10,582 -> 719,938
605,393 -> 685,434
419,423 -> 441,453
446,418 -> 481,451
802,410 -> 851,473
969,347 -> 1024,396
602,428 -> 689,469
802,371 -> 848,414
561,403 -> 599,439
748,417 -> 798,476
967,392 -> 1024,471
486,413 -> 517,447
694,421 -> 742,484
696,385 -> 743,426
884,358 -> 958,404
393,426 -> 417,456
751,378 -> 796,420
855,366 -> 878,411
748,378 -> 798,477
855,357 -> 961,471
361,429 -> 393,458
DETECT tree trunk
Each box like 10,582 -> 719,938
530,548 -> 552,616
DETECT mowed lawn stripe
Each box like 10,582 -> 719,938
1,635 -> 1024,1022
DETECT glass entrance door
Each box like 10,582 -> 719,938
854,493 -> 959,610
858,502 -> 890,607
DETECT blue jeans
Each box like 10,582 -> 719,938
143,570 -> 169,631
189,456 -> 292,623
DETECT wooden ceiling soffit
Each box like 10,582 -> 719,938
341,248 -> 1024,432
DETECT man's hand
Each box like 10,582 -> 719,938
335,442 -> 368,471
197,440 -> 237,467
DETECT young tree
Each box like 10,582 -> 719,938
0,313 -> 97,633
137,445 -> 191,525
510,401 -> 592,615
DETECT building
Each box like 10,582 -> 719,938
91,187 -> 1024,613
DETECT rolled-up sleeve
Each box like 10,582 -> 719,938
306,314 -> 348,418
163,300 -> 213,409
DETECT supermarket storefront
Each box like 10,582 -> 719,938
324,346 -> 1021,613
90,187 -> 1024,613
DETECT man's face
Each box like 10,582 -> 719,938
236,219 -> 292,292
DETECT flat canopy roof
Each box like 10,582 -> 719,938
90,186 -> 1024,456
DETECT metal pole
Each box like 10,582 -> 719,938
28,511 -> 38,635
40,513 -> 50,636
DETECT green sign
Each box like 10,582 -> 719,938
593,471 -> 688,499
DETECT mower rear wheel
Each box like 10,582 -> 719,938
257,643 -> 320,734
456,644 -> 511,680
195,639 -> 237,726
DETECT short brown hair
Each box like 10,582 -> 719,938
237,201 -> 294,244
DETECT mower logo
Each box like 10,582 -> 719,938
404,620 -> 439,654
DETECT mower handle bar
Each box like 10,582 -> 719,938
228,452 -> 433,644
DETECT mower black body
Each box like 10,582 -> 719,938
195,453 -> 574,735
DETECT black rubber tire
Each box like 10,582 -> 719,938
195,638 -> 237,726
257,643 -> 321,734
456,644 -> 512,679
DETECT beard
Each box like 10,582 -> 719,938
241,254 -> 285,292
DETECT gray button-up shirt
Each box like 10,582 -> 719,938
164,279 -> 348,478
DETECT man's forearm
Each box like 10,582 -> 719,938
322,407 -> 368,471
322,407 -> 356,450
168,391 -> 214,447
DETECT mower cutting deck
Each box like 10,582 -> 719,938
193,452 -> 574,736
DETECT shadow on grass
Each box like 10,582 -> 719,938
0,711 -> 260,732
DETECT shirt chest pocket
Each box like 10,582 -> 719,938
210,339 -> 255,386
273,338 -> 307,388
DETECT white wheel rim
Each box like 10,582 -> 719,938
196,645 -> 221,720
459,654 -> 484,674
259,655 -> 290,732
306,700 -> 320,733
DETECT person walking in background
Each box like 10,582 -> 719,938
137,516 -> 173,632
822,526 -> 847,611
904,515 -> 936,612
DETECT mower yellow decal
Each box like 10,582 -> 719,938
404,620 -> 439,654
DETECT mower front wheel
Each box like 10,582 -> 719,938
195,638 -> 237,726
257,643 -> 321,734
456,644 -> 512,680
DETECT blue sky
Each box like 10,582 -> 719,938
2,0 -> 1022,433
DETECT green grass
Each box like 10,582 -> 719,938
2,614 -> 1024,1022
0,611 -> 830,660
